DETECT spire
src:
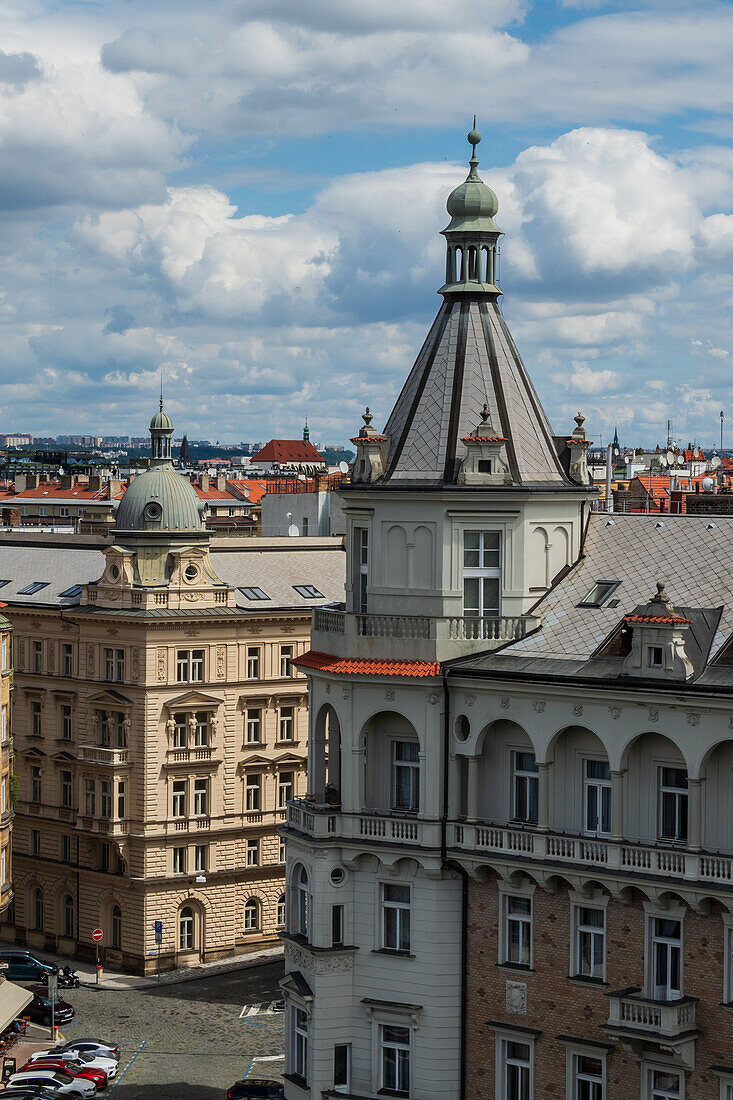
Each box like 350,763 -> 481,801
440,121 -> 502,295
149,398 -> 173,466
303,417 -> 310,442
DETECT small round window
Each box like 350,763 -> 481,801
144,501 -> 163,522
329,867 -> 346,886
184,565 -> 198,582
455,715 -> 470,742
109,564 -> 120,580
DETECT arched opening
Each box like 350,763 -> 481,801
63,894 -> 74,939
455,246 -> 463,282
361,711 -> 420,814
310,704 -> 342,805
621,732 -> 689,846
33,888 -> 44,932
548,726 -> 610,837
111,904 -> 122,949
697,738 -> 733,852
179,905 -> 194,951
243,898 -> 260,933
474,719 -> 537,825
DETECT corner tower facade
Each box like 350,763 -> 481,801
282,131 -> 596,1100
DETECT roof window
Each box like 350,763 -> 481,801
239,586 -> 270,601
578,580 -> 619,608
18,581 -> 49,595
59,585 -> 82,598
293,584 -> 324,599
0,580 -> 10,589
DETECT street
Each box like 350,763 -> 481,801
38,961 -> 285,1098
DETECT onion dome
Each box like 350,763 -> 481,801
443,124 -> 500,235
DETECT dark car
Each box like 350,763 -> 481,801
0,1090 -> 64,1099
227,1080 -> 285,1100
26,985 -> 75,1025
0,949 -> 58,983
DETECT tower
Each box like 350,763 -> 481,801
282,129 -> 596,1099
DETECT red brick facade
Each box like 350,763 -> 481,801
466,874 -> 733,1098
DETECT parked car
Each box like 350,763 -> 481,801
7,1069 -> 96,1097
25,985 -> 75,1025
0,949 -> 58,983
0,1089 -> 64,1099
227,1080 -> 286,1099
21,1058 -> 107,1089
57,1039 -> 120,1062
29,1048 -> 116,1080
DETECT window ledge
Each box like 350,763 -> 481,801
372,948 -> 415,959
497,962 -> 535,974
568,975 -> 609,988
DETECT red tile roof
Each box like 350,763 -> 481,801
624,614 -> 692,625
293,650 -> 441,678
226,479 -> 268,504
251,439 -> 325,465
192,485 -> 239,501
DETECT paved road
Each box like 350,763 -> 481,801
34,961 -> 285,1098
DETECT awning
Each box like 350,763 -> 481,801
0,978 -> 33,1032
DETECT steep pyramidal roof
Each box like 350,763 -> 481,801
378,127 -> 575,491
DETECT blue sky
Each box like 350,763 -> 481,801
1,0 -> 732,447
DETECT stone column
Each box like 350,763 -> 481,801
687,778 -> 704,851
610,770 -> 625,841
467,756 -> 480,823
537,762 -> 551,832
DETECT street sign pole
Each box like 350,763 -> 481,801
96,941 -> 99,986
154,920 -> 163,982
91,928 -> 104,987
48,972 -> 57,1041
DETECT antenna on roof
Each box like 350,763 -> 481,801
160,372 -> 164,411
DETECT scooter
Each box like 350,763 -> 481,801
57,965 -> 80,989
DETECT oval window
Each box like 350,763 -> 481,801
110,564 -> 120,580
184,565 -> 198,581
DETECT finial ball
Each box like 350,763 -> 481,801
468,128 -> 481,148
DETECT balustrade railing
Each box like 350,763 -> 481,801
607,987 -> 697,1038
313,606 -> 529,644
80,744 -> 129,766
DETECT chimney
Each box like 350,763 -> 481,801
216,474 -> 227,491
199,474 -> 210,492
88,474 -> 102,491
60,474 -> 74,489
107,478 -> 123,498
14,474 -> 26,492
25,473 -> 39,490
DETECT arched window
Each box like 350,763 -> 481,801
63,894 -> 74,938
33,888 -> 44,932
179,905 -> 194,950
277,894 -> 286,928
296,865 -> 309,938
111,904 -> 122,949
244,898 -> 260,933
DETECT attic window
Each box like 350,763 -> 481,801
0,580 -> 10,589
239,586 -> 269,601
18,581 -> 49,595
293,585 -> 324,599
478,460 -> 492,474
59,585 -> 82,598
578,580 -> 619,608
648,646 -> 663,668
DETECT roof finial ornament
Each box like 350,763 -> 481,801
160,372 -> 164,412
467,117 -> 481,178
480,402 -> 490,425
574,412 -> 585,430
363,407 -> 373,429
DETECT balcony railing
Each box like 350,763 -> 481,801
606,988 -> 698,1060
79,744 -> 130,766
286,801 -> 440,848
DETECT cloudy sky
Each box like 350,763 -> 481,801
1,0 -> 732,447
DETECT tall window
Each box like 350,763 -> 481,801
33,641 -> 43,673
117,781 -> 126,819
278,706 -> 295,741
31,765 -> 42,803
31,700 -> 42,736
0,634 -> 7,671
61,705 -> 72,740
172,780 -> 186,817
246,774 -> 261,812
293,1007 -> 308,1080
63,894 -> 74,938
62,643 -> 73,677
573,907 -> 605,980
0,776 -> 6,814
501,1039 -> 531,1100
246,647 -> 260,679
60,770 -> 72,809
104,648 -> 125,681
100,780 -> 112,819
334,1044 -> 351,1094
194,712 -> 209,748
0,849 -> 5,888
195,844 -> 207,872
247,838 -> 260,866
572,1054 -> 604,1100
84,779 -> 95,816
193,778 -> 209,816
278,771 -> 294,808
392,741 -> 420,813
179,906 -> 194,950
651,917 -> 682,1000
295,865 -> 309,938
380,1024 -> 409,1096
584,760 -> 611,836
61,835 -> 71,863
512,752 -> 538,824
173,713 -> 187,748
503,895 -> 532,966
246,709 -> 262,743
355,527 -> 369,613
176,649 -> 204,683
648,1069 -> 681,1100
381,883 -> 410,952
31,829 -> 40,855
658,768 -> 688,842
0,703 -> 7,744
111,904 -> 122,948
244,898 -> 259,932
463,530 -> 501,621
280,645 -> 293,678
33,887 -> 44,931
173,847 -> 186,874
277,894 -> 286,927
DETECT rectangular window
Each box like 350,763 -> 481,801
648,1068 -> 681,1099
355,527 -> 369,614
61,705 -> 72,740
84,778 -> 95,816
31,700 -> 42,736
246,708 -> 262,743
501,1039 -> 531,1100
572,1054 -> 604,1100
31,766 -> 42,803
195,844 -> 207,872
239,586 -> 269,601
60,770 -> 72,808
117,780 -> 126,819
503,895 -> 532,967
380,1024 -> 410,1096
193,778 -> 209,816
578,580 -> 619,608
333,1043 -> 351,1093
104,647 -> 125,681
279,836 -> 286,863
512,751 -> 538,824
246,774 -> 261,812
278,771 -> 294,808
651,917 -> 682,1000
658,767 -> 688,841
173,712 -> 187,748
280,645 -> 294,678
293,1007 -> 308,1080
584,759 -> 611,836
392,741 -> 420,812
0,776 -> 6,814
62,643 -> 73,677
173,847 -> 186,874
332,904 -> 344,947
293,584 -> 324,599
172,780 -> 186,818
246,646 -> 261,679
278,705 -> 295,741
382,883 -> 410,953
0,848 -> 4,888
32,641 -> 43,673
648,646 -> 664,668
194,711 -> 209,747
32,828 -> 40,856
100,780 -> 112,819
0,635 -> 6,671
0,703 -> 6,744
176,648 -> 204,683
573,906 -> 605,980
463,530 -> 501,621
62,835 -> 71,864
247,838 -> 260,866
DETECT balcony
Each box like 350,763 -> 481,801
286,801 -> 442,849
449,821 -> 733,888
77,815 -> 129,837
79,744 -> 130,767
605,988 -> 698,1068
311,606 -> 537,662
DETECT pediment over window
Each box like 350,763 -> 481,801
164,690 -> 224,710
52,751 -> 77,762
20,746 -> 46,758
274,752 -> 305,765
88,689 -> 133,707
280,970 -> 313,1000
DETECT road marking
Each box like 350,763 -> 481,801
242,1058 -> 254,1079
239,1000 -> 284,1018
108,1039 -> 147,1092
252,1055 -> 282,1062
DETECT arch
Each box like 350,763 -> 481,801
474,719 -> 536,825
550,525 -> 570,582
528,526 -> 549,590
179,905 -> 194,950
697,738 -> 733,851
620,732 -> 688,846
360,711 -> 421,814
455,247 -> 463,282
289,863 -> 310,938
311,703 -> 342,804
547,725 -> 610,837
412,525 -> 433,589
243,897 -> 260,933
386,525 -> 408,589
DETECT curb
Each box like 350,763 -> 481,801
76,946 -> 284,990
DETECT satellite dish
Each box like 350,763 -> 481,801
660,456 -> 667,468
339,461 -> 349,474
702,476 -> 714,492
711,454 -> 722,469
666,451 -> 676,465
676,455 -> 685,466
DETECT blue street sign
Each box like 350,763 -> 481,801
154,920 -> 163,944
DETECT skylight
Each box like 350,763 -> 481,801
578,580 -> 619,608
0,581 -> 10,589
18,581 -> 49,595
239,586 -> 270,601
293,584 -> 324,599
59,585 -> 82,598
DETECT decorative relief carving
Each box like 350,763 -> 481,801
465,695 -> 475,707
506,980 -> 527,1015
500,697 -> 510,709
87,645 -> 95,677
285,942 -> 354,974
183,592 -> 200,603
131,649 -> 140,681
30,621 -> 41,630
342,688 -> 351,701
106,628 -> 119,636
649,707 -> 659,723
216,646 -> 226,679
609,706 -> 621,720
686,712 -> 700,727
572,703 -> 583,717
385,689 -> 395,702
427,693 -> 439,705
249,623 -> 263,636
282,623 -> 295,634
157,648 -> 167,682
325,683 -> 331,695
532,700 -> 545,714
184,627 -> 200,638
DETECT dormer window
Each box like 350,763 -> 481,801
648,646 -> 663,668
579,580 -> 619,608
478,459 -> 492,474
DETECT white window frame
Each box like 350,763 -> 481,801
355,526 -> 369,614
195,844 -> 207,872
713,1070 -> 733,1100
246,646 -> 261,679
512,750 -> 538,824
644,1065 -> 684,1100
278,705 -> 295,741
193,777 -> 209,817
644,901 -> 684,1001
498,882 -> 535,969
392,739 -> 420,813
62,643 -> 73,676
104,647 -> 125,682
380,881 -> 411,953
563,1042 -> 608,1100
583,758 -> 611,837
657,766 -> 688,843
333,1042 -> 351,1094
570,897 -> 607,982
176,648 -> 205,683
245,708 -> 262,743
278,770 -> 294,808
245,773 -> 261,812
172,779 -> 186,818
280,645 -> 294,678
291,1005 -> 308,1081
246,838 -> 260,866
173,846 -> 186,874
61,705 -> 72,740
379,1022 -> 411,1096
494,1030 -> 534,1100
462,529 -> 502,619
724,916 -> 733,1005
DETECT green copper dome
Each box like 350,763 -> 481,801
150,408 -> 173,431
116,464 -> 203,532
443,126 -> 500,235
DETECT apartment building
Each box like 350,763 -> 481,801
282,129 -> 733,1100
0,609 -> 13,919
0,405 -> 344,973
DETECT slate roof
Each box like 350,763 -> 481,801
380,298 -> 571,487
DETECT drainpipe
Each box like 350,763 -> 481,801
441,668 -> 467,1100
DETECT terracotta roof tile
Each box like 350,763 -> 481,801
251,439 -> 325,464
293,650 -> 440,678
624,614 -> 693,625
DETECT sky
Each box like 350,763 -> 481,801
1,0 -> 732,448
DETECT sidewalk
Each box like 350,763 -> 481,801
34,945 -> 283,990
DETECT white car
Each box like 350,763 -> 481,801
8,1069 -> 96,1097
59,1038 -> 120,1061
30,1046 -> 119,1078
